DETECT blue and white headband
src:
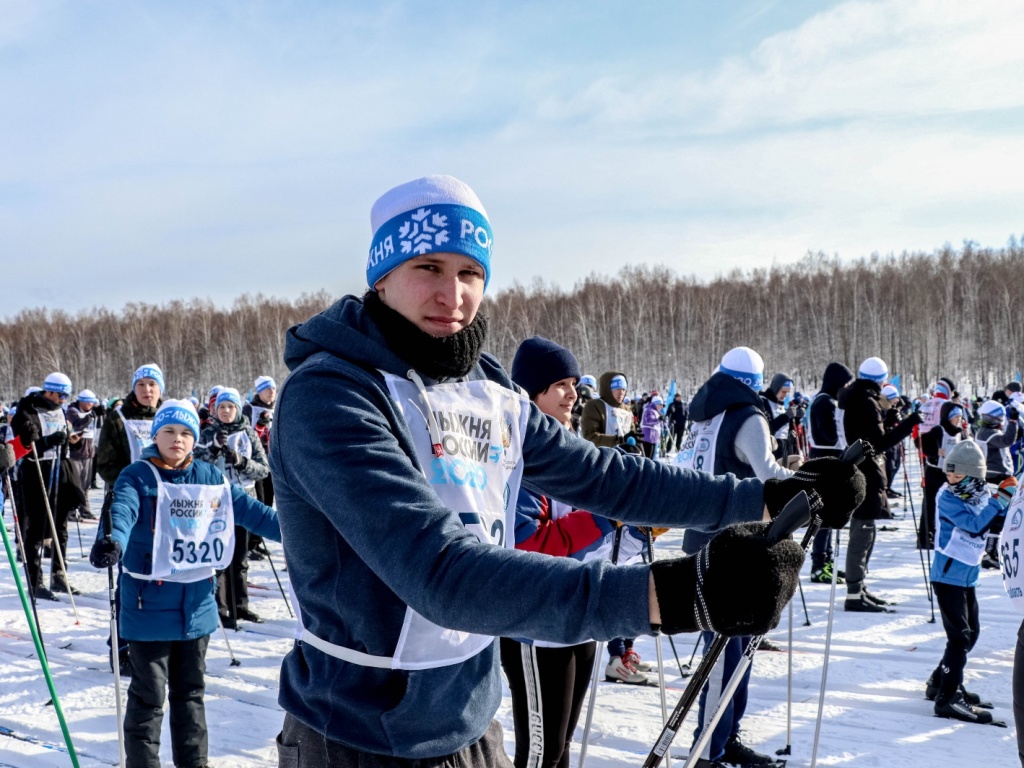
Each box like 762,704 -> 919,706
720,366 -> 764,392
610,375 -> 628,391
151,399 -> 200,442
133,363 -> 165,393
366,176 -> 493,290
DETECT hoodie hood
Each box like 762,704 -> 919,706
597,371 -> 628,406
285,295 -> 437,381
765,373 -> 793,401
820,363 -> 854,399
690,372 -> 765,422
837,377 -> 881,409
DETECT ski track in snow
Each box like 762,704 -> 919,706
2,460 -> 1020,766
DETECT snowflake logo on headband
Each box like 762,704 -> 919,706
399,208 -> 450,255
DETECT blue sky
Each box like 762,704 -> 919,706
2,0 -> 1023,314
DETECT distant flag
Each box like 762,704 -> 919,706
666,379 -> 677,404
890,374 -> 901,390
1016,371 -> 1021,383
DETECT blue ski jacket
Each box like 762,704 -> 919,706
101,445 -> 281,642
270,294 -> 766,759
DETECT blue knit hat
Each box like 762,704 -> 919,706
151,399 -> 200,441
511,337 -> 581,399
133,363 -> 165,393
215,387 -> 243,410
367,175 -> 493,290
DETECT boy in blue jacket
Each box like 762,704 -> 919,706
90,399 -> 281,768
926,439 -> 1013,724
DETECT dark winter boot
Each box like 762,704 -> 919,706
722,734 -> 776,766
844,593 -> 889,613
235,607 -> 263,624
863,589 -> 894,606
33,585 -> 59,602
934,690 -> 994,724
925,670 -> 990,707
50,574 -> 81,596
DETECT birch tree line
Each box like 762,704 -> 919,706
2,241 -> 1023,403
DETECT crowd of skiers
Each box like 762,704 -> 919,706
1,173 -> 1022,768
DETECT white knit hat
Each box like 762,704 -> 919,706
42,372 -> 73,395
719,347 -> 765,391
858,357 -> 888,383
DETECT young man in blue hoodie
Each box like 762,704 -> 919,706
269,175 -> 866,767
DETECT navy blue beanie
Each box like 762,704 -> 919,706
511,337 -> 581,399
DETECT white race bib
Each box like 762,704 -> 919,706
675,412 -> 725,475
38,408 -> 66,460
935,485 -> 988,566
1001,489 -> 1024,613
145,463 -> 235,583
117,408 -> 154,463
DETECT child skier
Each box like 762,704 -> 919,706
925,439 -> 1013,723
193,387 -> 270,627
89,399 -> 280,768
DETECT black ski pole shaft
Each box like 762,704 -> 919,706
902,445 -> 936,621
102,494 -> 127,768
686,635 -> 701,669
260,541 -> 293,618
797,578 -> 811,627
666,635 -> 688,679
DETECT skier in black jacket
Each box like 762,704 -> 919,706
839,358 -> 922,612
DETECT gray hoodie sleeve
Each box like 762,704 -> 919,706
733,415 -> 795,482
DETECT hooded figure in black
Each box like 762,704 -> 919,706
760,373 -> 795,464
807,362 -> 854,581
919,398 -> 965,549
838,373 -> 922,611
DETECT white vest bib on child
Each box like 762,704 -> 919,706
116,407 -> 154,463
124,462 -> 235,583
298,372 -> 528,671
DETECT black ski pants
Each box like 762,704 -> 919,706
276,713 -> 513,768
1013,619 -> 1024,766
216,525 -> 250,617
499,637 -> 596,768
20,458 -> 69,590
920,465 -> 945,549
932,582 -> 979,697
125,635 -> 210,768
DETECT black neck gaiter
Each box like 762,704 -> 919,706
363,290 -> 488,380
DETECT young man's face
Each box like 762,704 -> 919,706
217,402 -> 238,423
949,414 -> 963,428
42,390 -> 67,406
154,425 -> 194,467
776,386 -> 791,404
534,377 -> 578,427
375,253 -> 485,338
611,388 -> 626,404
257,387 -> 276,405
135,378 -> 161,407
79,401 -> 94,412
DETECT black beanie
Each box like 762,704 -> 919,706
511,337 -> 581,399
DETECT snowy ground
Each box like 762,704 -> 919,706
1,453 -> 1020,767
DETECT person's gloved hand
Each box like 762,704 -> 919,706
763,457 -> 866,529
232,453 -> 247,470
257,410 -> 272,427
650,522 -> 803,636
0,442 -> 15,471
904,411 -> 923,428
222,446 -> 239,465
1009,406 -> 1020,422
995,477 -> 1018,509
93,403 -> 107,417
89,538 -> 122,569
44,431 -> 68,449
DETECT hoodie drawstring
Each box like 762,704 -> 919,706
407,369 -> 444,457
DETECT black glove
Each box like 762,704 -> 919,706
651,522 -> 803,636
0,443 -> 15,472
904,411 -> 923,428
1009,406 -> 1020,421
94,403 -> 107,417
223,446 -> 239,465
22,421 -> 41,444
257,411 -> 272,427
233,454 -> 247,470
763,457 -> 866,530
89,538 -> 122,569
44,431 -> 68,449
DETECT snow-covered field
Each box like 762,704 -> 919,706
1,453 -> 1020,767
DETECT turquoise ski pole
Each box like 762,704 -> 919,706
0,473 -> 81,768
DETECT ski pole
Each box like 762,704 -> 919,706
0,476 -> 82,768
644,491 -> 816,768
666,635 -> 688,679
577,525 -> 624,768
260,541 -> 293,618
646,528 -> 672,768
218,615 -> 241,667
30,445 -> 80,623
685,635 -> 701,669
677,492 -> 822,768
4,470 -> 46,657
809,529 -> 843,768
797,578 -> 811,626
902,443 -> 935,622
102,499 -> 127,768
776,598 -> 793,759
648,440 -> 870,768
